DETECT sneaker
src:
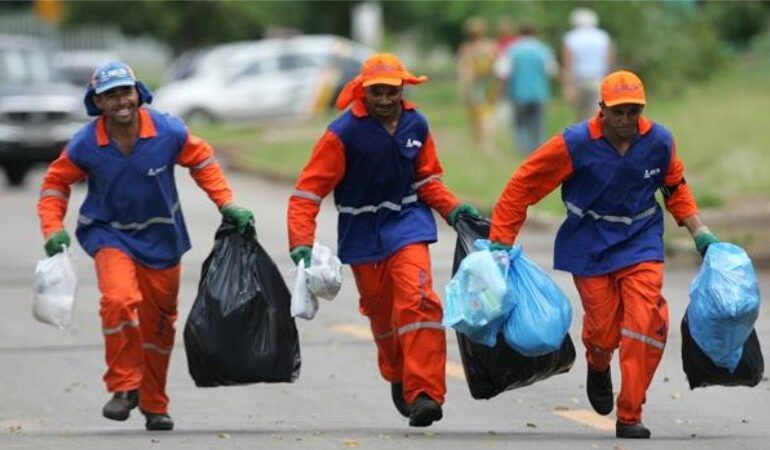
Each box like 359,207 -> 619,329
142,410 -> 174,431
586,367 -> 613,415
616,420 -> 651,439
102,390 -> 138,421
391,382 -> 410,418
408,394 -> 442,427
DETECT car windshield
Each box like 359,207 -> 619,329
0,47 -> 56,84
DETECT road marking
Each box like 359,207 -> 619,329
330,323 -> 466,380
330,323 -> 371,339
445,361 -> 465,380
553,409 -> 615,431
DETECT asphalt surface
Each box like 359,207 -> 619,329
1,167 -> 769,450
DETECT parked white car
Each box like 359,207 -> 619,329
153,35 -> 372,123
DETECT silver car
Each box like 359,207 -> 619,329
154,35 -> 372,123
0,35 -> 88,186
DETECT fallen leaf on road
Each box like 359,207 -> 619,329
526,422 -> 537,428
218,433 -> 230,439
554,405 -> 570,411
343,438 -> 360,447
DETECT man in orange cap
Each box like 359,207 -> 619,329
287,53 -> 480,427
488,70 -> 719,439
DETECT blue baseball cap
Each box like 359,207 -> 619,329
90,61 -> 137,94
83,60 -> 153,116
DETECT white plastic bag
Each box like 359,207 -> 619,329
305,242 -> 342,300
32,249 -> 77,329
290,260 -> 319,320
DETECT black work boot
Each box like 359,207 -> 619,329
142,410 -> 174,431
391,382 -> 410,418
616,421 -> 651,439
408,393 -> 442,427
102,390 -> 138,421
586,367 -> 613,415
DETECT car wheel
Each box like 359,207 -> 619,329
183,108 -> 217,125
3,163 -> 29,187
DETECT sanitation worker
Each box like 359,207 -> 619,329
287,53 -> 480,427
37,61 -> 253,431
488,70 -> 719,439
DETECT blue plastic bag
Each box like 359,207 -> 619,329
443,240 -> 510,347
687,242 -> 761,371
502,245 -> 573,357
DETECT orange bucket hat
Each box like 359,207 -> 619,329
335,53 -> 428,110
600,70 -> 646,107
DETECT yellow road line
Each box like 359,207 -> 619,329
330,323 -> 372,339
553,409 -> 615,431
445,361 -> 466,380
330,323 -> 466,380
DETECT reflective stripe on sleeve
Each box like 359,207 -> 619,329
191,156 -> 216,172
397,321 -> 444,335
565,201 -> 657,225
292,189 -> 323,204
337,194 -> 418,216
39,189 -> 68,200
620,328 -> 665,350
413,175 -> 441,190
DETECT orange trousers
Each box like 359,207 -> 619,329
351,243 -> 446,405
94,247 -> 180,414
573,261 -> 669,424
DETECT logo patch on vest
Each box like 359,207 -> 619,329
643,167 -> 660,179
406,138 -> 422,149
147,165 -> 167,176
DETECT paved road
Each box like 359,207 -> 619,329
1,167 -> 768,450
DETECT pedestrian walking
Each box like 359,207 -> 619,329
287,53 -> 480,427
561,7 -> 614,121
36,61 -> 253,431
494,24 -> 558,154
488,70 -> 720,439
458,16 -> 498,154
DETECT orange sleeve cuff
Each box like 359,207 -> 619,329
287,130 -> 346,249
414,133 -> 460,218
663,144 -> 699,223
179,133 -> 233,208
489,135 -> 573,244
37,148 -> 86,238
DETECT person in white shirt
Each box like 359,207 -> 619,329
561,8 -> 615,121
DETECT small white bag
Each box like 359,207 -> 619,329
290,260 -> 319,320
32,249 -> 77,329
305,242 -> 342,301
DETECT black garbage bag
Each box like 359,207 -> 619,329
452,214 -> 576,400
681,313 -> 763,389
184,220 -> 301,387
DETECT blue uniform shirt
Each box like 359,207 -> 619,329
67,108 -> 191,268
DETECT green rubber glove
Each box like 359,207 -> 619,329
290,245 -> 312,268
489,241 -> 512,252
448,203 -> 481,226
694,231 -> 720,257
221,203 -> 254,233
44,230 -> 71,257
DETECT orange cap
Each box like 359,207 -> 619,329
600,70 -> 646,107
335,53 -> 428,109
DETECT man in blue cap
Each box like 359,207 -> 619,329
37,61 -> 254,431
